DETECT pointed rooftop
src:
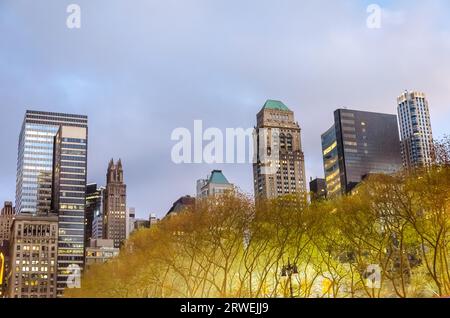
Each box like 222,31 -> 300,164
262,100 -> 290,111
208,170 -> 230,185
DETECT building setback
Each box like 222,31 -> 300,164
253,100 -> 307,199
322,109 -> 403,196
397,91 -> 434,169
16,110 -> 88,215
7,214 -> 58,298
52,125 -> 88,296
103,159 -> 127,248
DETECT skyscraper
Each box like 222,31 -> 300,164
85,184 -> 105,244
397,91 -> 434,169
104,159 -> 127,248
253,100 -> 307,199
52,125 -> 88,295
16,110 -> 88,215
322,109 -> 403,196
196,170 -> 234,199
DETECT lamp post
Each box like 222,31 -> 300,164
281,258 -> 298,298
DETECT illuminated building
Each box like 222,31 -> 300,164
104,159 -> 127,248
52,125 -> 88,296
85,239 -> 119,270
16,110 -> 88,215
85,184 -> 105,244
322,109 -> 403,195
6,214 -> 58,298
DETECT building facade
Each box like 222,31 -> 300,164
16,110 -> 88,215
126,207 -> 135,239
85,239 -> 119,270
166,195 -> 196,217
196,170 -> 234,199
52,125 -> 88,295
253,100 -> 307,199
0,202 -> 15,243
103,159 -> 127,248
85,184 -> 105,244
397,91 -> 434,169
322,125 -> 342,196
6,214 -> 58,298
322,109 -> 403,195
309,178 -> 327,201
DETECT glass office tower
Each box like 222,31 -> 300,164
322,109 -> 403,195
321,125 -> 341,197
16,111 -> 88,215
52,125 -> 88,296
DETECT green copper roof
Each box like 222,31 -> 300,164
209,170 -> 230,185
263,100 -> 290,111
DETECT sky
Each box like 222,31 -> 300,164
1,0 -> 450,219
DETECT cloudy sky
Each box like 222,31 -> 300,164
1,0 -> 449,218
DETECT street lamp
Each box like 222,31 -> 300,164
281,258 -> 298,298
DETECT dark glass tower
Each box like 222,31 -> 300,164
52,125 -> 88,296
322,109 -> 403,195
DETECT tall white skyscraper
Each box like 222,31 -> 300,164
397,91 -> 434,169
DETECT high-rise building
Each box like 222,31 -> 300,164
52,125 -> 88,295
196,170 -> 234,199
126,207 -> 135,239
0,202 -> 14,243
253,100 -> 307,199
322,109 -> 403,196
309,178 -> 327,201
104,159 -> 127,248
6,214 -> 58,298
16,110 -> 88,215
397,91 -> 434,169
85,184 -> 105,244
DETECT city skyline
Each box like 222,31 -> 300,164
2,1 -> 450,218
